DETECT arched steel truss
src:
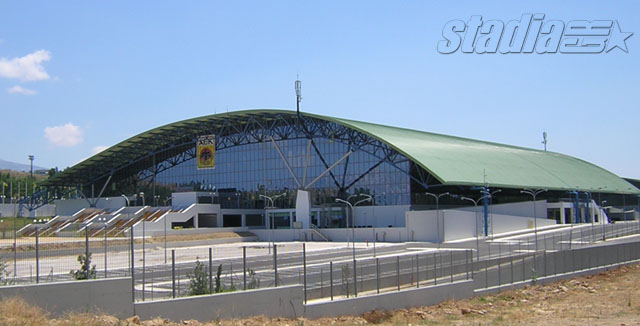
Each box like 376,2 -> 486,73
28,112 -> 440,211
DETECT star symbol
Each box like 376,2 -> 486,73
606,21 -> 633,53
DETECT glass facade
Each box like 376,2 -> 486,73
155,137 -> 410,209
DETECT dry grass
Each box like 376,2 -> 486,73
2,264 -> 640,325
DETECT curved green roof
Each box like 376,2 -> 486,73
44,109 -> 639,194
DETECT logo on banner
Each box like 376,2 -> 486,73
197,135 -> 215,169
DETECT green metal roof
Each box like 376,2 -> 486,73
44,109 -> 639,194
330,116 -> 639,194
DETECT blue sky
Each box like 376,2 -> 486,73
0,1 -> 638,178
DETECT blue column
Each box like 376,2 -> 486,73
483,194 -> 489,236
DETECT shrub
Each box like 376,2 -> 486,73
187,259 -> 209,296
70,253 -> 96,280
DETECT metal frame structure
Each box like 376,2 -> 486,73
32,112 -> 441,211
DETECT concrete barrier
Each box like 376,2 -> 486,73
304,280 -> 474,319
0,277 -> 133,318
135,285 -> 303,322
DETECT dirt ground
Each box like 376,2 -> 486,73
2,263 -> 640,326
0,232 -> 255,253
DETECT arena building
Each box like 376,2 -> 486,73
20,109 -> 639,241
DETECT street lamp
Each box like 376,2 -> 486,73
356,193 -> 385,257
520,189 -> 547,251
260,193 -> 286,253
336,196 -> 372,260
457,194 -> 491,262
424,192 -> 450,247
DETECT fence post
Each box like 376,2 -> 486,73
433,252 -> 437,285
450,251 -> 454,283
330,261 -> 334,301
498,243 -> 501,286
376,258 -> 380,294
243,246 -> 247,291
510,253 -> 514,284
522,256 -> 525,282
465,249 -> 469,280
85,227 -> 89,280
543,250 -> 547,277
171,249 -> 176,298
274,245 -> 278,287
320,268 -> 324,297
130,225 -> 135,303
209,248 -> 213,294
396,256 -> 400,291
35,227 -> 39,283
416,254 -> 420,288
104,224 -> 108,278
303,243 -> 307,303
353,258 -> 357,297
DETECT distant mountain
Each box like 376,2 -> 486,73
0,158 -> 47,172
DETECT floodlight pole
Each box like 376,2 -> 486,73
459,195 -> 490,262
359,193 -> 385,257
260,193 -> 286,253
520,189 -> 547,251
336,197 -> 372,260
424,192 -> 450,247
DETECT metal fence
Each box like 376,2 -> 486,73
1,220 -> 640,304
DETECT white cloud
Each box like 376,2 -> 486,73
44,123 -> 83,147
0,50 -> 51,81
91,145 -> 109,154
7,85 -> 36,95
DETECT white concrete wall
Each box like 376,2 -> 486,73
135,285 -> 303,321
353,205 -> 410,227
491,213 -> 556,234
0,204 -> 55,217
304,280 -> 474,319
132,204 -> 221,236
458,200 -> 548,219
0,277 -> 133,318
53,197 -> 125,216
171,192 -> 198,208
443,210 -> 478,241
405,210 -> 441,242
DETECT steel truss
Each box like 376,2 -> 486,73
33,113 -> 441,210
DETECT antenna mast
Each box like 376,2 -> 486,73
542,131 -> 548,151
295,77 -> 302,116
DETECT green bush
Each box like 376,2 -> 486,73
70,253 -> 96,280
187,259 -> 209,296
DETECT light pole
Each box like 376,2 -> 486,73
424,192 -> 450,247
28,155 -> 34,206
260,193 -> 286,253
357,193 -> 385,257
520,189 -> 547,251
336,196 -> 372,260
458,195 -> 491,262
